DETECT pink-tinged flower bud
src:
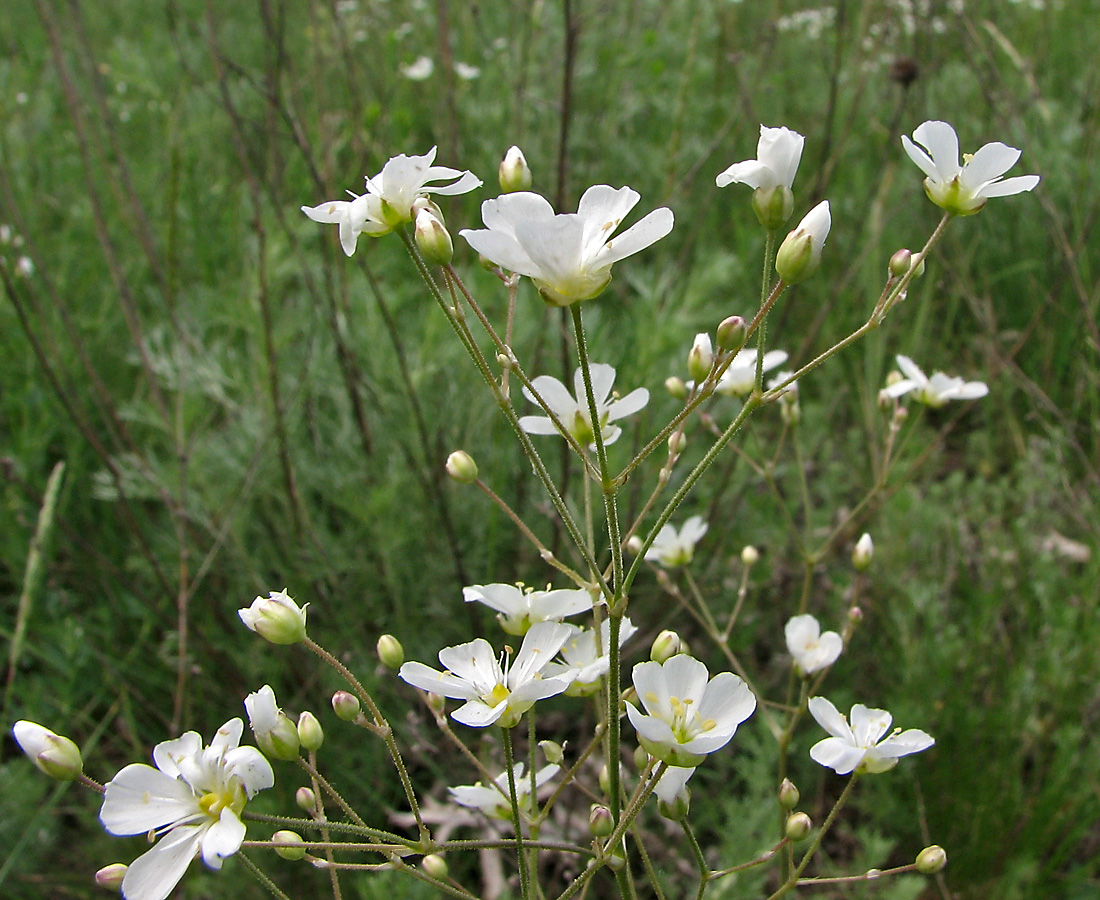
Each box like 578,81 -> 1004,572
540,740 -> 565,765
297,711 -> 324,751
665,376 -> 687,399
650,629 -> 685,663
414,207 -> 453,265
445,450 -> 478,484
752,184 -> 795,231
778,778 -> 800,810
915,845 -> 947,875
273,830 -> 307,861
499,146 -> 533,193
889,248 -> 925,279
716,315 -> 747,352
296,786 -> 317,811
377,634 -> 405,669
741,545 -> 760,566
331,690 -> 361,722
422,853 -> 449,879
688,333 -> 714,383
668,432 -> 687,455
95,863 -> 127,891
589,804 -> 614,837
239,590 -> 308,644
848,605 -> 864,624
12,721 -> 83,780
785,811 -> 813,842
853,533 -> 874,571
775,201 -> 831,284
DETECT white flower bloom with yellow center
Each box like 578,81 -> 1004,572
808,697 -> 934,775
902,120 -> 1039,216
645,516 -> 708,568
543,617 -> 638,696
460,184 -> 673,306
785,614 -> 842,675
448,763 -> 560,819
881,355 -> 988,408
627,656 -> 756,767
99,719 -> 274,900
399,621 -> 576,728
519,363 -> 649,449
463,582 -> 593,636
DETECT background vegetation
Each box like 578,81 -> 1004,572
1,0 -> 1097,898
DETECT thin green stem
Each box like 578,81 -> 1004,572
237,850 -> 293,900
684,822 -> 710,900
503,727 -> 533,900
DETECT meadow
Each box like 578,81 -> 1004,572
1,1 -> 1098,898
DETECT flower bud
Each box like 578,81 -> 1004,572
650,629 -> 685,663
239,590 -> 308,645
422,853 -> 449,879
12,721 -> 83,780
716,315 -> 747,352
915,845 -> 947,875
668,432 -> 687,455
633,745 -> 649,770
427,692 -> 446,714
445,450 -> 479,484
589,804 -> 614,837
741,545 -> 760,566
665,376 -> 687,400
752,184 -> 795,231
781,399 -> 801,426
332,690 -> 361,722
848,605 -> 864,624
853,533 -> 874,571
598,765 -> 612,796
377,634 -> 405,670
688,333 -> 713,383
539,740 -> 564,765
414,207 -> 453,265
273,830 -> 307,861
778,778 -> 800,810
889,248 -> 925,279
296,786 -> 317,811
604,844 -> 627,871
95,863 -> 127,892
498,146 -> 532,193
657,792 -> 690,821
297,711 -> 324,751
775,201 -> 831,284
785,811 -> 813,842
626,535 -> 644,555
258,713 -> 301,761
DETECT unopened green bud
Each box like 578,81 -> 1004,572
781,400 -> 801,426
915,845 -> 947,875
589,804 -> 614,837
853,533 -> 874,571
539,740 -> 564,765
445,450 -> 479,485
296,786 -> 317,811
422,853 -> 449,879
716,315 -> 747,352
785,812 -> 813,842
95,863 -> 127,892
668,432 -> 687,455
688,333 -> 714,383
889,248 -> 925,279
297,711 -> 324,751
414,207 -> 453,265
598,765 -> 612,796
427,692 -> 446,714
332,690 -> 361,722
273,830 -> 307,861
651,629 -> 685,663
778,778 -> 800,810
377,634 -> 405,669
258,713 -> 301,761
741,545 -> 760,566
12,721 -> 83,781
239,590 -> 308,644
633,745 -> 649,770
775,201 -> 831,284
752,184 -> 795,231
498,146 -> 532,193
665,376 -> 688,400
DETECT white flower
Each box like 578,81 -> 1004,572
543,617 -> 638,696
901,120 -> 1039,215
238,590 -> 308,644
716,125 -> 805,191
99,719 -> 274,900
399,621 -> 576,728
775,200 -> 831,283
808,697 -> 934,775
519,363 -> 649,449
453,61 -> 481,80
400,56 -> 434,80
463,582 -> 594,636
785,615 -> 842,675
459,184 -> 674,306
715,348 -> 789,397
449,763 -> 559,819
302,147 -> 481,255
645,516 -> 708,568
881,355 -> 988,408
627,655 -> 756,767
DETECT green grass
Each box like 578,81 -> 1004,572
2,1 -> 1098,898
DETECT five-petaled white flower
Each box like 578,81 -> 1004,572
459,185 -> 674,306
449,763 -> 560,819
716,125 -> 805,192
543,617 -> 638,697
302,147 -> 481,255
714,348 -> 789,397
99,719 -> 274,900
881,355 -> 988,408
463,582 -> 594,636
519,363 -> 649,449
808,697 -> 934,775
399,621 -> 576,728
627,655 -> 756,767
901,120 -> 1039,216
645,516 -> 708,568
785,614 -> 843,675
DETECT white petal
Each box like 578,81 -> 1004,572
482,192 -> 556,232
244,685 -> 279,733
962,141 -> 1021,189
696,672 -> 756,735
513,215 -> 586,285
875,728 -> 935,759
209,719 -> 243,754
631,660 -> 675,719
222,746 -> 275,796
809,737 -> 866,775
911,121 -> 961,180
978,174 -> 1039,198
882,378 -> 919,399
807,696 -> 853,741
301,200 -> 350,224
398,661 -> 480,700
120,825 -> 205,900
426,170 -> 483,196
900,135 -> 940,182
459,228 -> 540,277
715,159 -> 772,190
200,808 -> 246,869
607,387 -> 650,422
597,207 -> 674,267
654,766 -> 696,803
464,583 -> 524,616
785,614 -> 820,653
510,621 -> 573,686
678,516 -> 709,545
576,185 -> 640,254
849,704 -> 892,747
583,363 -> 618,407
439,638 -> 503,690
517,414 -> 563,436
528,588 -> 593,620
660,654 -> 711,703
152,732 -> 202,778
894,354 -> 927,384
625,701 -> 677,746
757,126 -> 805,189
524,374 -> 578,417
452,699 -> 506,728
100,765 -> 199,836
